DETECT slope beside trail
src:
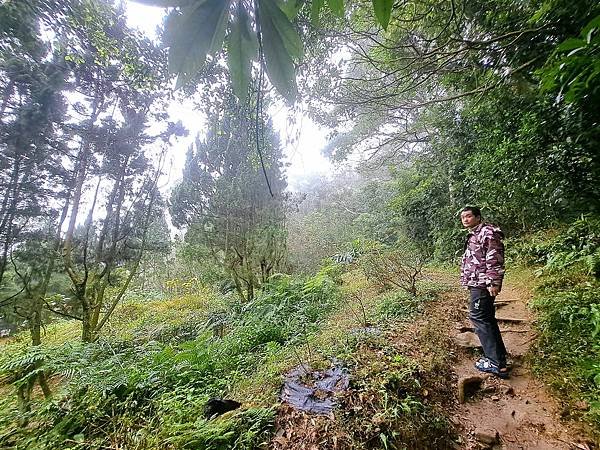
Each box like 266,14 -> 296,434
268,271 -> 595,449
445,279 -> 592,449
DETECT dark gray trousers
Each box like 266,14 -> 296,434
468,287 -> 507,367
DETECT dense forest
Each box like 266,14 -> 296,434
0,0 -> 599,448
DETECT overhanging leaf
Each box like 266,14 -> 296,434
585,27 -> 597,45
311,0 -> 324,26
372,0 -> 393,30
258,0 -> 298,101
566,46 -> 586,58
261,0 -> 303,60
227,6 -> 258,101
556,38 -> 585,53
581,14 -> 600,42
164,0 -> 232,89
326,0 -> 344,17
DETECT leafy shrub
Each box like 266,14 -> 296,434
340,353 -> 452,448
531,283 -> 600,424
517,215 -> 600,278
524,217 -> 600,434
376,291 -> 424,321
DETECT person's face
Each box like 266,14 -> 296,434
460,210 -> 481,229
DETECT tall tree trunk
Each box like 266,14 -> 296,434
16,376 -> 35,426
0,157 -> 22,285
13,192 -> 69,415
0,79 -> 14,120
245,257 -> 255,301
62,142 -> 92,281
77,177 -> 102,343
29,297 -> 52,399
230,269 -> 246,302
90,280 -> 106,337
95,156 -> 128,264
88,168 -> 126,341
29,195 -> 71,396
81,309 -> 94,343
93,164 -> 163,337
62,89 -> 102,342
62,86 -> 101,282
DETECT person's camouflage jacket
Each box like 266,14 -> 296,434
460,222 -> 505,289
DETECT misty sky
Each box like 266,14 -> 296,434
123,1 -> 333,191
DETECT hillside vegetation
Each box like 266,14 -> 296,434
1,0 -> 599,448
1,264 -> 455,448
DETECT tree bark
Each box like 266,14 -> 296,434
62,84 -> 101,287
0,156 -> 22,285
0,79 -> 14,119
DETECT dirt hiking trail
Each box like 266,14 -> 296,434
269,273 -> 595,449
447,281 -> 592,449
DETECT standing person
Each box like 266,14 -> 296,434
460,206 -> 509,379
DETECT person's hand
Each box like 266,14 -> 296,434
487,285 -> 500,297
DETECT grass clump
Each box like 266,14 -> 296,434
372,277 -> 450,324
338,347 -> 454,449
153,407 -> 275,450
375,290 -> 423,322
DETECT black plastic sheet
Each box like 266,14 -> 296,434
280,364 -> 350,415
349,326 -> 381,337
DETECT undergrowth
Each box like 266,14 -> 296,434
267,269 -> 456,449
515,215 -> 600,437
0,268 -> 340,449
339,350 -> 453,449
0,258 -> 456,449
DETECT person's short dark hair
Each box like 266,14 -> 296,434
461,206 -> 481,218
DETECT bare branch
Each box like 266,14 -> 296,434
42,298 -> 83,321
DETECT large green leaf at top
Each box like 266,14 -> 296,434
260,0 -> 303,60
310,0 -> 324,26
227,6 -> 258,102
133,0 -> 196,7
164,0 -> 231,89
326,0 -> 344,17
372,0 -> 393,30
258,0 -> 300,101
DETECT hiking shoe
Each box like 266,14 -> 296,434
475,357 -> 509,379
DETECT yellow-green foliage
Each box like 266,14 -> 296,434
106,287 -> 222,342
0,271 -> 341,449
0,261 -> 455,449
